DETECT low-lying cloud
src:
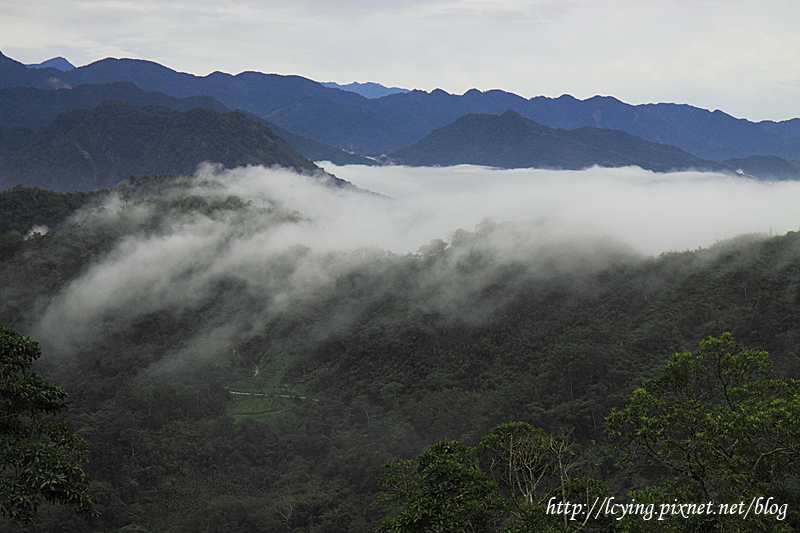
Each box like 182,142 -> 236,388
33,163 -> 800,368
326,163 -> 800,256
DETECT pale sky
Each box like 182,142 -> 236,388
2,0 -> 800,121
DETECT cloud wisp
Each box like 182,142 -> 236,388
33,163 -> 800,370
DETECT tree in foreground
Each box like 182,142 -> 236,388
377,424 -> 606,532
477,422 -> 607,532
0,325 -> 97,525
377,439 -> 504,533
606,333 -> 800,532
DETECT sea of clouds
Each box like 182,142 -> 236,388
326,163 -> 800,256
32,163 -> 800,366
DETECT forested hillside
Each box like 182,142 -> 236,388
2,174 -> 800,531
0,82 -> 377,168
0,101 -> 319,191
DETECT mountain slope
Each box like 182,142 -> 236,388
0,81 -> 374,167
389,110 -> 725,173
3,178 -> 800,531
0,101 -> 319,191
49,56 -> 414,154
0,51 -> 73,90
0,82 -> 230,129
3,50 -> 800,159
721,155 -> 800,181
369,91 -> 800,160
253,116 -> 378,166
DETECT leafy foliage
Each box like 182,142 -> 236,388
606,334 -> 800,530
377,439 -> 504,533
0,326 -> 96,525
0,185 -> 99,235
378,423 -> 608,533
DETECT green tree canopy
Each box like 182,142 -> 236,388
477,422 -> 607,532
0,325 -> 97,525
377,439 -> 504,533
606,333 -> 800,531
377,425 -> 606,533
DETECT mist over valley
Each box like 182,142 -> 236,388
19,162 -> 800,363
4,159 -> 800,531
4,46 -> 800,531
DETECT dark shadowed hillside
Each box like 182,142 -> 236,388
0,82 -> 230,129
0,185 -> 99,236
389,110 -> 724,173
0,81 -> 376,167
720,154 -> 800,181
0,101 -> 319,191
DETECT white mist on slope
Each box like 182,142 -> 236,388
33,163 -> 800,366
326,163 -> 800,256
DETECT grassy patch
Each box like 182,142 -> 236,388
226,350 -> 310,422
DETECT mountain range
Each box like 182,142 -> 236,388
391,110 -> 717,171
0,80 -> 375,168
390,110 -> 800,179
5,51 -> 800,533
3,51 -> 800,160
2,50 -> 800,191
0,81 -> 228,129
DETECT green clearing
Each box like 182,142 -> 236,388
226,349 -> 312,422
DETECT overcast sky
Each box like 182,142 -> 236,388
2,0 -> 800,121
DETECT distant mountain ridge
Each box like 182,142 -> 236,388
0,101 -> 319,191
2,50 -> 799,162
321,81 -> 410,99
0,80 -> 376,167
390,110 -> 719,172
0,82 -> 229,129
26,57 -> 75,71
390,110 -> 800,180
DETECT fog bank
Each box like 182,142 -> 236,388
32,163 -> 800,366
325,163 -> 800,256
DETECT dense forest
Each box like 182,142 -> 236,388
2,173 -> 800,532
